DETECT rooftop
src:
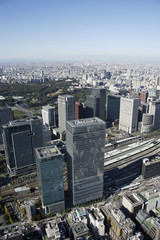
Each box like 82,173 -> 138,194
0,223 -> 22,240
42,105 -> 55,111
58,94 -> 74,99
3,116 -> 41,128
36,145 -> 62,159
15,186 -> 30,192
91,208 -> 104,221
124,192 -> 143,205
150,157 -> 160,163
67,117 -> 105,127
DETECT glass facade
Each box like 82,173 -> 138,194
106,94 -> 121,122
36,145 -> 64,215
66,118 -> 105,205
86,88 -> 106,121
0,107 -> 13,143
2,117 -> 44,176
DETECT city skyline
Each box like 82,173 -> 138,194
1,0 -> 160,61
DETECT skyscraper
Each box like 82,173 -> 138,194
66,117 -> 105,206
0,107 -> 13,143
75,102 -> 84,120
85,95 -> 99,118
85,88 -> 106,121
2,117 -> 44,176
42,105 -> 56,127
140,91 -> 148,103
148,101 -> 160,130
58,95 -> 75,131
119,98 -> 140,134
35,145 -> 64,215
106,94 -> 121,124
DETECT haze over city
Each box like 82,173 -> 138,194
2,1 -> 160,240
1,0 -> 160,62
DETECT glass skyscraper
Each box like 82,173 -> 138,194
66,117 -> 105,206
2,117 -> 44,176
106,94 -> 121,124
86,88 -> 106,121
35,145 -> 64,215
0,107 -> 13,143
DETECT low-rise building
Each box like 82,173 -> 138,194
122,193 -> 144,215
141,157 -> 160,179
66,211 -> 92,240
25,201 -> 36,221
0,222 -> 23,240
88,207 -> 105,237
136,209 -> 160,240
101,202 -> 136,240
45,220 -> 60,240
139,189 -> 160,212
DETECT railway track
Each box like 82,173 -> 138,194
104,141 -> 160,171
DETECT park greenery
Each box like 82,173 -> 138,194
0,80 -> 90,108
13,109 -> 27,119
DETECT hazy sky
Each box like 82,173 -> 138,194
1,0 -> 160,61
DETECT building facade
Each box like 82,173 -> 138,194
119,98 -> 140,134
140,91 -> 148,103
85,88 -> 106,121
66,117 -> 105,206
75,102 -> 84,120
141,158 -> 160,179
58,95 -> 75,132
42,105 -> 56,127
0,107 -> 13,143
2,117 -> 44,176
101,202 -> 136,240
25,201 -> 36,221
35,145 -> 64,215
106,94 -> 121,124
88,207 -> 105,237
148,101 -> 160,130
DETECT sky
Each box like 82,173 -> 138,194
1,0 -> 160,61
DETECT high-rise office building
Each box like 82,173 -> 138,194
119,98 -> 140,134
148,101 -> 160,130
106,94 -> 121,124
58,95 -> 75,132
66,117 -> 105,206
2,117 -> 44,176
75,102 -> 84,120
85,95 -> 99,118
42,105 -> 56,127
0,107 -> 13,143
35,145 -> 64,215
86,88 -> 106,121
140,91 -> 148,103
141,113 -> 153,133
